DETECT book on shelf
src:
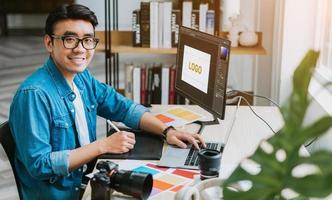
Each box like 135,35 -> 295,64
191,9 -> 199,30
151,65 -> 162,104
162,1 -> 172,48
161,65 -> 170,104
199,3 -> 208,32
150,1 -> 158,48
130,1 -> 219,48
182,1 -> 192,28
124,63 -> 187,105
171,9 -> 180,47
140,65 -> 147,104
147,67 -> 153,105
206,10 -> 215,35
140,1 -> 150,47
132,9 -> 141,47
158,2 -> 163,48
125,63 -> 134,99
132,66 -> 141,103
168,65 -> 176,104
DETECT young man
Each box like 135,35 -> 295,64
9,4 -> 205,200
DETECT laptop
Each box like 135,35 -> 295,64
158,142 -> 224,169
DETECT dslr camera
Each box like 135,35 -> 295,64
91,160 -> 153,200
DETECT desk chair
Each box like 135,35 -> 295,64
0,121 -> 23,200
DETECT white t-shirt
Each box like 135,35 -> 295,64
72,82 -> 90,146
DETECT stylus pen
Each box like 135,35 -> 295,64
106,120 -> 120,132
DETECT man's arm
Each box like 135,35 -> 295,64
68,131 -> 135,171
139,112 -> 206,149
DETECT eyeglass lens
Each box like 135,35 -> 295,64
63,36 -> 98,50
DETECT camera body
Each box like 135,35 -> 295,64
91,161 -> 153,200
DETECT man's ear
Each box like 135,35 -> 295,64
44,35 -> 53,53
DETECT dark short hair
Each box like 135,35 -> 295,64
45,4 -> 98,36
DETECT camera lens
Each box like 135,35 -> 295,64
110,170 -> 153,200
198,149 -> 222,180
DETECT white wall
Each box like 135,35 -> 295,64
76,0 -> 141,31
7,14 -> 46,28
255,0 -> 275,105
278,0 -> 317,104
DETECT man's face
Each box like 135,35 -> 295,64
44,19 -> 95,80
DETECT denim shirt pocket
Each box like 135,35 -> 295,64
52,114 -> 75,151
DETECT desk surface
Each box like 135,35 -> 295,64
83,105 -> 306,200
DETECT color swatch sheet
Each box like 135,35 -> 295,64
155,106 -> 205,127
116,160 -> 199,199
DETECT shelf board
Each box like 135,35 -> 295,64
95,31 -> 267,55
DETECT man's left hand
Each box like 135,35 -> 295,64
165,129 -> 206,149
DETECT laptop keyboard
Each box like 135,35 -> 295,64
184,142 -> 224,167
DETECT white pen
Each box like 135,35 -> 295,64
106,120 -> 120,132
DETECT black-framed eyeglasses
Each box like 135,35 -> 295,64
51,35 -> 99,50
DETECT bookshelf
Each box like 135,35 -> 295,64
96,31 -> 267,55
101,0 -> 264,104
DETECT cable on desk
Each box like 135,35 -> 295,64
223,96 -> 242,144
227,90 -> 281,108
231,95 -> 277,134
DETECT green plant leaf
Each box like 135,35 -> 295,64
281,50 -> 320,132
295,116 -> 332,147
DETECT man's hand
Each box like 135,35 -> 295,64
165,129 -> 206,149
100,131 -> 136,154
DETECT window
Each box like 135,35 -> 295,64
309,0 -> 332,115
320,0 -> 332,70
316,0 -> 332,74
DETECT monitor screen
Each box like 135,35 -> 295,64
175,26 -> 231,119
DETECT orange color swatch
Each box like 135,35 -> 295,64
153,179 -> 173,191
167,108 -> 200,120
172,169 -> 199,179
156,114 -> 174,123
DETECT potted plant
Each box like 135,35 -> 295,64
223,50 -> 332,200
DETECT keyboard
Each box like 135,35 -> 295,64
184,142 -> 224,167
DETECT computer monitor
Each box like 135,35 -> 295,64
175,26 -> 231,120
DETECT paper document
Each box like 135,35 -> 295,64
154,106 -> 205,127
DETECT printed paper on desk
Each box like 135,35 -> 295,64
115,161 -> 199,199
154,106 -> 205,127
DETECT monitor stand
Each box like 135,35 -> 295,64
193,116 -> 219,134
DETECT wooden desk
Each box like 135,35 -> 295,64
82,105 -> 308,200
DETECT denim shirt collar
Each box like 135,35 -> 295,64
44,56 -> 85,99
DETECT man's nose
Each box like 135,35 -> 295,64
73,41 -> 86,52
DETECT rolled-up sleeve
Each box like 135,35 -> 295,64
122,103 -> 149,129
50,150 -> 70,176
9,88 -> 70,180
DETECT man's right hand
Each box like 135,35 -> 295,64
100,131 -> 136,154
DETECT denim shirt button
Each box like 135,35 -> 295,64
71,109 -> 74,113
68,93 -> 76,101
78,168 -> 82,172
91,105 -> 95,109
75,187 -> 79,191
65,123 -> 69,128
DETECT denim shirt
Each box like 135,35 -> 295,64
9,57 -> 148,200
